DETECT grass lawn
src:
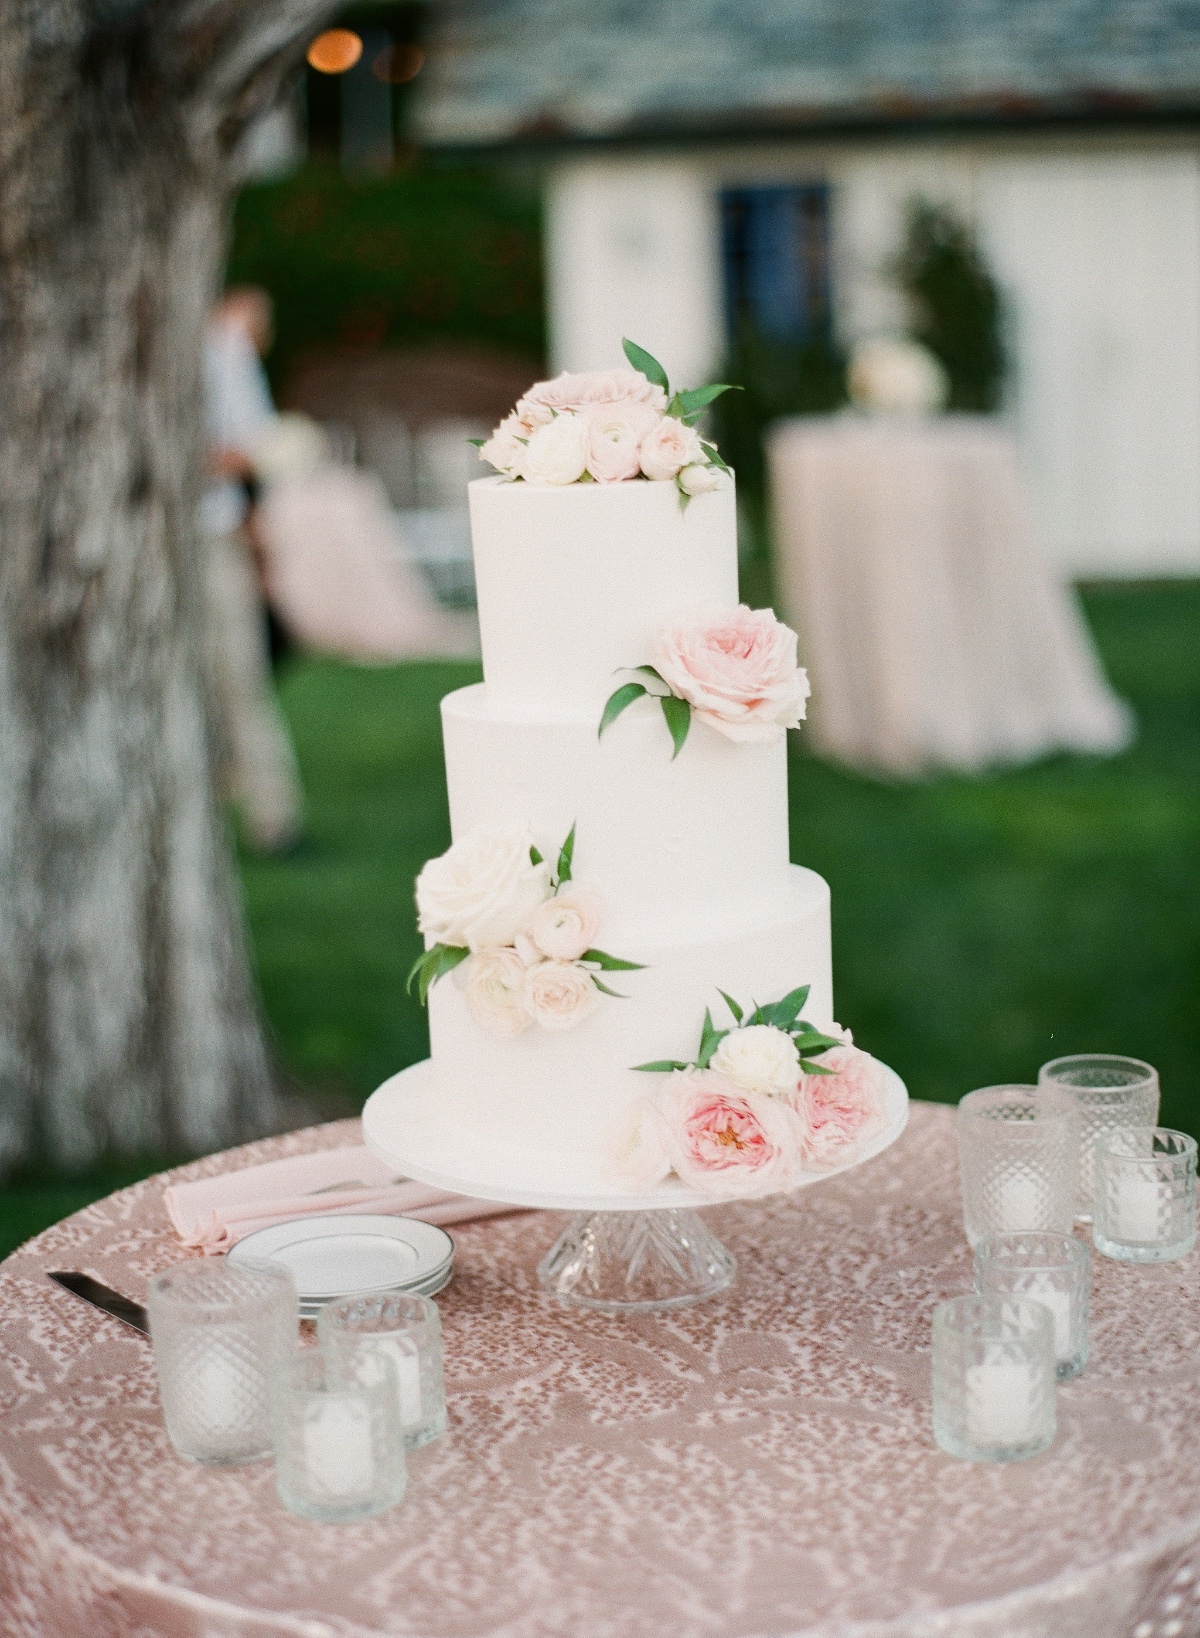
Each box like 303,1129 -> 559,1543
2,580 -> 1197,1258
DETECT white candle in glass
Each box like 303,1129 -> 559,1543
1113,1168 -> 1162,1242
356,1337 -> 423,1430
1028,1286 -> 1071,1363
965,1350 -> 1038,1447
303,1397 -> 375,1497
191,1348 -> 246,1441
995,1172 -> 1043,1233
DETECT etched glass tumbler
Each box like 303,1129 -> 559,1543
147,1258 -> 297,1464
974,1231 -> 1090,1380
1092,1128 -> 1197,1263
1038,1054 -> 1160,1221
319,1291 -> 447,1450
271,1347 -> 406,1522
932,1294 -> 1056,1463
957,1086 -> 1079,1249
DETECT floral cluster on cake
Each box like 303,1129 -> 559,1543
600,605 -> 811,757
411,822 -> 643,1036
477,339 -> 735,505
610,987 -> 891,1197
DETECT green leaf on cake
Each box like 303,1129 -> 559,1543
406,942 -> 470,1005
660,694 -> 691,759
676,383 -> 740,418
598,681 -> 648,738
800,1060 -> 836,1076
632,664 -> 668,688
622,338 -> 669,393
695,1007 -> 729,1069
529,844 -> 544,866
718,989 -> 744,1024
759,985 -> 811,1029
633,1059 -> 690,1073
581,948 -> 646,971
590,976 -> 629,999
700,441 -> 732,475
555,822 -> 576,885
465,438 -> 486,447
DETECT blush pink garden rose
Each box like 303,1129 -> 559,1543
524,883 -> 605,962
790,1045 -> 890,1172
583,401 -> 661,483
516,367 -> 668,419
658,1069 -> 803,1198
523,959 -> 602,1031
638,415 -> 704,481
462,947 -> 533,1037
654,604 -> 811,744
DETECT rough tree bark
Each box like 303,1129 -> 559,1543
0,0 -> 337,1167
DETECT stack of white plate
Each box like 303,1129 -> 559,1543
227,1215 -> 455,1318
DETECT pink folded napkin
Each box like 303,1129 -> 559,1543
163,1143 -> 522,1254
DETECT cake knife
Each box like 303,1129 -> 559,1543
47,1271 -> 149,1336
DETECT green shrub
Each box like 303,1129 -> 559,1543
894,199 -> 1006,412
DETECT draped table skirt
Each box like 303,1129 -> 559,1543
1,1103 -> 1198,1638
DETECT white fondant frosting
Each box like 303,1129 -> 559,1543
418,470 -> 837,1195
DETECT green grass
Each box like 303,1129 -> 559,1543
3,581 -> 1197,1259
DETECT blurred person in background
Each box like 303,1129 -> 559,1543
201,286 -> 305,854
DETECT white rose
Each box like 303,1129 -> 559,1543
518,413 -> 588,486
639,416 -> 703,481
678,461 -> 720,496
463,948 -> 533,1037
415,824 -> 551,951
523,960 -> 601,1032
711,1024 -> 801,1097
525,883 -> 605,962
479,413 -> 525,476
607,1095 -> 672,1189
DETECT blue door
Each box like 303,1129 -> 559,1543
721,185 -> 832,343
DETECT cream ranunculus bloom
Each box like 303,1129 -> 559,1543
524,883 -> 605,962
583,402 -> 660,483
639,416 -> 703,481
523,959 -> 601,1031
711,1024 -> 801,1097
677,461 -> 720,495
518,413 -> 589,485
415,824 -> 552,951
463,948 -> 533,1037
479,413 -> 525,476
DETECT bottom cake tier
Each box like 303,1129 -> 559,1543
425,864 -> 833,1166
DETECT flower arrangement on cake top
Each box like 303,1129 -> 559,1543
410,822 -> 644,1037
476,339 -> 736,504
610,987 -> 891,1197
599,605 -> 811,758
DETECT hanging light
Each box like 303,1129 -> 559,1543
307,28 -> 364,73
371,43 -> 426,84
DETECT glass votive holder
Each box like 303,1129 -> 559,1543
1092,1128 -> 1197,1263
973,1231 -> 1090,1380
1038,1054 -> 1160,1221
147,1258 -> 298,1465
957,1085 -> 1079,1249
318,1291 -> 447,1450
271,1346 -> 406,1522
932,1294 -> 1056,1463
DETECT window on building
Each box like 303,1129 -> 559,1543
721,185 -> 833,343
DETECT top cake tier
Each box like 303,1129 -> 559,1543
469,475 -> 738,717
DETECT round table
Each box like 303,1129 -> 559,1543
1,1103 -> 1198,1638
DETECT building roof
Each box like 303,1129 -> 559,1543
414,0 -> 1200,147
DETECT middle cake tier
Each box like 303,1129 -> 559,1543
441,683 -> 793,936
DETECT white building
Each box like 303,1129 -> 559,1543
416,1 -> 1200,578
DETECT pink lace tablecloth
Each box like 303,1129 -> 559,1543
2,1102 -> 1199,1638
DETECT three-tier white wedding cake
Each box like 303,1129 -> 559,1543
364,352 -> 905,1210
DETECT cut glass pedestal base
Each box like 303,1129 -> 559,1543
538,1209 -> 736,1312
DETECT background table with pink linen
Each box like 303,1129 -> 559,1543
1,1102 -> 1198,1638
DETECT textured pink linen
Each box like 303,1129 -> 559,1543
1,1106 -> 1199,1638
162,1142 -> 517,1252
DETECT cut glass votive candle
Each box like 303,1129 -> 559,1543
973,1231 -> 1090,1380
147,1258 -> 298,1465
932,1294 -> 1056,1463
957,1086 -> 1079,1249
1092,1128 -> 1197,1263
271,1347 -> 406,1523
1037,1054 -> 1160,1222
318,1291 -> 447,1451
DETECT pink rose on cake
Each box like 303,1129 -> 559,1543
584,402 -> 661,483
790,1045 -> 890,1171
654,606 -> 811,745
524,883 -> 605,962
638,415 -> 704,481
415,823 -> 551,952
516,366 -> 668,419
523,959 -> 602,1031
658,1070 -> 803,1198
462,947 -> 533,1037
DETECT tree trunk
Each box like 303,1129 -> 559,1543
0,0 -> 336,1168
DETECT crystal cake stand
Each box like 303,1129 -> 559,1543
362,1059 -> 908,1312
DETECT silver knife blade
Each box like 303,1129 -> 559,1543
48,1271 -> 149,1336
